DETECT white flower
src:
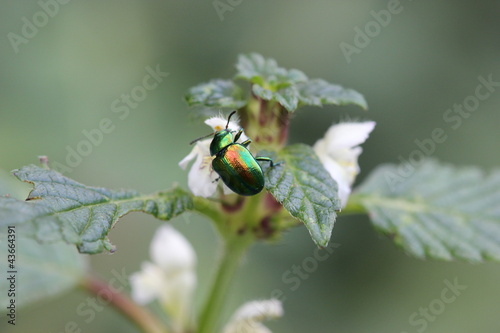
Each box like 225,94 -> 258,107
179,115 -> 248,197
313,121 -> 376,207
223,299 -> 283,333
205,115 -> 248,139
129,224 -> 196,332
179,139 -> 218,197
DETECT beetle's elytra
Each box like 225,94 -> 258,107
192,111 -> 278,196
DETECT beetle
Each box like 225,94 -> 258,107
191,111 -> 279,196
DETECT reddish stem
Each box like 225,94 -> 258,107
81,275 -> 168,333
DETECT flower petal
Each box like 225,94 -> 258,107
178,144 -> 199,170
150,224 -> 197,272
180,139 -> 220,197
324,121 -> 376,152
187,155 -> 218,197
205,115 -> 249,142
224,299 -> 283,333
318,154 -> 352,206
314,121 -> 375,207
129,261 -> 166,305
159,270 -> 197,332
130,225 -> 197,331
204,116 -> 231,132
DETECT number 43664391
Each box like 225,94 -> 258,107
7,226 -> 15,270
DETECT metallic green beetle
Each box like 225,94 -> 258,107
194,111 -> 277,196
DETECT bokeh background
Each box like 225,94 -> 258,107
1,1 -> 500,332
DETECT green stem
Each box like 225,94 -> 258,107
197,233 -> 253,333
81,275 -> 169,333
193,196 -> 226,232
342,194 -> 368,216
242,194 -> 263,228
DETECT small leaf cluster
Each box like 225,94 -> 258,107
184,53 -> 368,247
186,53 -> 367,112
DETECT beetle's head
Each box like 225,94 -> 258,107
210,129 -> 234,155
190,111 -> 239,155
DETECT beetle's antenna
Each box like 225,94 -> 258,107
226,111 -> 237,129
190,111 -> 237,145
189,132 -> 215,145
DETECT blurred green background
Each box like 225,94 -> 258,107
1,1 -> 499,332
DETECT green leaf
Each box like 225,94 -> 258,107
235,53 -> 308,89
185,79 -> 247,109
252,85 -> 300,112
353,159 -> 500,262
0,165 -> 194,254
234,54 -> 365,112
0,169 -> 87,311
0,235 -> 87,312
252,84 -> 274,100
274,87 -> 300,112
297,79 -> 368,110
262,144 -> 341,247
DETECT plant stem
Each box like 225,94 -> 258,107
81,274 -> 169,333
342,194 -> 368,216
193,196 -> 226,235
197,234 -> 253,333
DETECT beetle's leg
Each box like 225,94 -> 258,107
233,129 -> 244,142
255,156 -> 282,168
241,139 -> 252,147
212,177 -> 220,183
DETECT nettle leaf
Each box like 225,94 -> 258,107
235,54 -> 366,112
252,85 -> 300,112
252,84 -> 273,100
0,169 -> 85,310
297,79 -> 368,110
235,53 -> 308,88
0,235 -> 87,312
353,159 -> 500,262
185,79 -> 246,109
262,144 -> 341,247
0,165 -> 193,254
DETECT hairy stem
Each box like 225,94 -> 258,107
81,275 -> 168,333
197,233 -> 254,333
